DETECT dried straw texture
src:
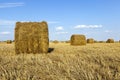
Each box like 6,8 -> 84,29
71,34 -> 86,46
6,40 -> 12,44
1,43 -> 120,80
87,38 -> 94,43
106,39 -> 114,43
15,21 -> 49,54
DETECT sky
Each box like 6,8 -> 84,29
0,0 -> 120,41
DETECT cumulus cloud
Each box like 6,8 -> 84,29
0,19 -> 16,25
0,31 -> 11,35
74,25 -> 102,29
55,26 -> 68,34
56,32 -> 68,34
0,2 -> 25,8
56,26 -> 64,31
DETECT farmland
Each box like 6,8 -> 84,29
0,42 -> 120,80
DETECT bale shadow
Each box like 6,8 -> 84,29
48,48 -> 54,53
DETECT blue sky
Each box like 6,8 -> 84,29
0,0 -> 120,41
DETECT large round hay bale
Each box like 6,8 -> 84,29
106,39 -> 114,43
7,40 -> 12,44
71,34 -> 86,46
15,21 -> 49,54
87,38 -> 94,43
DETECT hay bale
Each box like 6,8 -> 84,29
15,21 -> 49,54
87,38 -> 94,43
71,34 -> 86,46
53,40 -> 59,44
6,40 -> 12,44
106,39 -> 114,43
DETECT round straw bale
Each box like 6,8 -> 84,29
53,40 -> 59,44
106,39 -> 114,43
15,21 -> 49,54
71,34 -> 86,46
6,40 -> 12,44
87,38 -> 94,43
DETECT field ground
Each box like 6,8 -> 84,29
0,43 -> 120,80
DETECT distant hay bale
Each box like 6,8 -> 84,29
15,21 -> 49,54
6,40 -> 12,44
106,39 -> 114,43
71,34 -> 86,46
53,40 -> 59,44
87,38 -> 94,43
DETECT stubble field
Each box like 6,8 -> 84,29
0,42 -> 120,80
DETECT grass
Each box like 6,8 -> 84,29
0,42 -> 120,80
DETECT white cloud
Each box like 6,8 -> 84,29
56,26 -> 64,31
74,25 -> 102,29
56,32 -> 68,34
55,26 -> 68,34
0,31 -> 11,35
0,2 -> 24,8
0,19 -> 16,25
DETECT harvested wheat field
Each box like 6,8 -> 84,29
0,43 -> 120,80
